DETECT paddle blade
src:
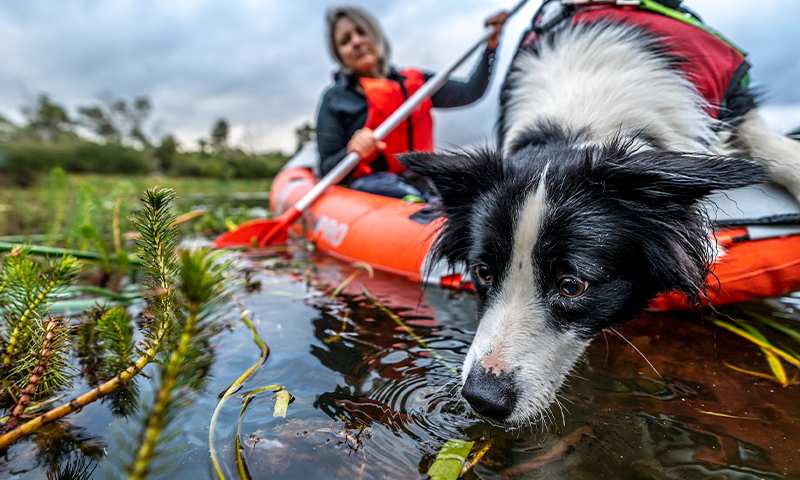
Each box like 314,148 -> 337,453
257,206 -> 302,247
213,218 -> 288,249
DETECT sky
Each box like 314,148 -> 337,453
1,0 -> 799,154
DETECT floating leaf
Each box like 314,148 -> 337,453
428,439 -> 475,480
274,390 -> 290,418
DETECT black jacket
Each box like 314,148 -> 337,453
316,47 -> 497,178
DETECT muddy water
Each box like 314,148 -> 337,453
3,252 -> 799,479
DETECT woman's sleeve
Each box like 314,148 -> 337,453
430,47 -> 496,109
316,92 -> 350,177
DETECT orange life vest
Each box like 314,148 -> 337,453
358,69 -> 434,175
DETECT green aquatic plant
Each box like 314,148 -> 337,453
127,247 -> 233,480
1,250 -> 80,366
714,311 -> 800,387
0,187 -> 179,450
209,304 -> 270,480
96,305 -> 135,373
1,185 -> 246,478
46,457 -> 98,480
2,317 -> 75,434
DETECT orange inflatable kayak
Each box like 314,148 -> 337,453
270,149 -> 800,311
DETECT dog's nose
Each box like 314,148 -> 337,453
461,367 -> 517,421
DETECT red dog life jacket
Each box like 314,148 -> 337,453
357,69 -> 434,176
521,1 -> 750,120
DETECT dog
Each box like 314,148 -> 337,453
400,0 -> 800,424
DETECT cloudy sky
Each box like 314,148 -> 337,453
1,0 -> 799,154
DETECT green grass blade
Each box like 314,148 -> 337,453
757,317 -> 800,345
762,348 -> 788,387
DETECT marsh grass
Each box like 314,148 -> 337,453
713,308 -> 800,386
0,172 -> 272,238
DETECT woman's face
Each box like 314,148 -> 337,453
334,16 -> 380,75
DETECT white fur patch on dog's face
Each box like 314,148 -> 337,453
462,180 -> 590,424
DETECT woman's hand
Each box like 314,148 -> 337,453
485,11 -> 509,49
347,128 -> 387,160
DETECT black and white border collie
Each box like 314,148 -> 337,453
402,3 -> 800,424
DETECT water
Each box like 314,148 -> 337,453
2,251 -> 799,479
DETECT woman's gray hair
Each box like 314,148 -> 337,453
325,5 -> 390,76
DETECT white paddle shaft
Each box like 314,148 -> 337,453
296,0 -> 530,211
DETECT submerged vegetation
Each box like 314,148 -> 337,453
712,309 -> 800,387
0,186 -> 240,478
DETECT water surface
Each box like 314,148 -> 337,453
3,251 -> 799,479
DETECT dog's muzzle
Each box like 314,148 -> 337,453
461,365 -> 518,421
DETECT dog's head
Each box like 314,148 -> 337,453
401,137 -> 767,424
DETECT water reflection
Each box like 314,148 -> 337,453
239,260 -> 800,479
2,255 -> 799,478
4,423 -> 105,477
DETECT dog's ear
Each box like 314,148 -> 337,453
592,150 -> 769,301
400,150 -> 503,266
598,150 -> 768,204
400,149 -> 503,204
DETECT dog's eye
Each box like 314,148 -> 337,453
558,277 -> 587,297
475,264 -> 492,285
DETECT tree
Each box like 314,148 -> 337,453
295,122 -> 315,153
124,96 -> 152,148
210,118 -> 229,152
77,105 -> 121,143
154,134 -> 180,172
22,94 -> 72,142
76,94 -> 152,147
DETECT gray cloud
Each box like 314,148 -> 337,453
1,0 -> 798,153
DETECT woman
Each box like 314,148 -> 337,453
316,5 -> 508,200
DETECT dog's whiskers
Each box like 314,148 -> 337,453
554,397 -> 568,426
556,393 -> 574,407
609,327 -> 662,379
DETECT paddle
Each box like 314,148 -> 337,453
214,0 -> 529,249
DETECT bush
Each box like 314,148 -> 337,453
170,151 -> 288,180
229,152 -> 288,179
170,153 -> 227,179
0,141 -> 152,186
70,143 -> 151,174
0,140 -> 289,186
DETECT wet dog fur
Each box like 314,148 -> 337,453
401,18 -> 800,424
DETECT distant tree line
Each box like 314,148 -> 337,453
0,93 -> 301,186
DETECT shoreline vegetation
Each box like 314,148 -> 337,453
0,92 -> 299,189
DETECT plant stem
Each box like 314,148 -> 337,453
0,321 -> 168,450
0,242 -> 142,265
1,319 -> 59,435
112,192 -> 123,256
4,273 -> 61,364
209,308 -> 269,480
128,306 -> 200,480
